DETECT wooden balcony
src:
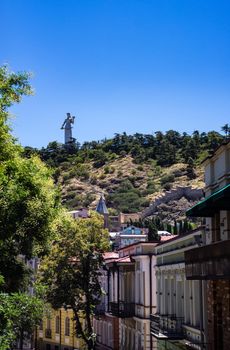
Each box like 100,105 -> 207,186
150,314 -> 184,339
45,329 -> 52,338
109,301 -> 135,318
185,239 -> 230,280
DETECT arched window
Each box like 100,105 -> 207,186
55,316 -> 60,334
65,317 -> 70,336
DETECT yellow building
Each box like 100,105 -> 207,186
37,308 -> 85,350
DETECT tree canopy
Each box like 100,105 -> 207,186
0,65 -> 61,349
39,211 -> 109,350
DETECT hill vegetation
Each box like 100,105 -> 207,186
23,129 -> 225,214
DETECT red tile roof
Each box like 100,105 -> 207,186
160,235 -> 177,242
116,256 -> 131,263
103,252 -> 119,260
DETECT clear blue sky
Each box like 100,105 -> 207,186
1,0 -> 230,148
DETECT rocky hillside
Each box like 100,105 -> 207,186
24,129 -> 224,222
59,155 -> 204,217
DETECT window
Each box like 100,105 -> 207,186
39,320 -> 43,330
65,317 -> 70,336
47,318 -> 51,330
46,345 -> 51,350
55,316 -> 60,334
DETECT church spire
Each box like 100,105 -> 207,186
96,194 -> 109,228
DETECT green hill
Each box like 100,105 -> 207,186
23,129 -> 224,216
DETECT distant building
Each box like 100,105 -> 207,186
68,208 -> 89,219
114,225 -> 148,249
109,212 -> 142,232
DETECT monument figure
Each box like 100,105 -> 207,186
61,113 -> 76,144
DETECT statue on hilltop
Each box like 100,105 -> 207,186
61,113 -> 76,145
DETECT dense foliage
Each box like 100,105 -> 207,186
26,129 -> 225,169
39,211 -> 109,350
0,66 -> 60,349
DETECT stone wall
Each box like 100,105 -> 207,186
142,186 -> 203,218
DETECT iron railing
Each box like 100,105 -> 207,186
109,301 -> 135,318
150,314 -> 184,339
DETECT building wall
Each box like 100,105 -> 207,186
154,231 -> 204,347
207,280 -> 230,350
204,142 -> 230,195
94,315 -> 119,350
37,308 -> 84,350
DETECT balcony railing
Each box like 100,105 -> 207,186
94,303 -> 106,316
150,314 -> 184,339
45,328 -> 52,338
109,301 -> 135,318
185,239 -> 230,280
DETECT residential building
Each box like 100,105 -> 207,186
151,228 -> 205,350
104,238 -> 173,350
185,140 -> 230,350
94,252 -> 120,350
114,225 -> 148,249
37,309 -> 84,350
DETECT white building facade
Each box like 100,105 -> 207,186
152,229 -> 206,350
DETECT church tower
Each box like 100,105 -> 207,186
96,194 -> 109,229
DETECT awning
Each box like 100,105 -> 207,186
186,183 -> 230,217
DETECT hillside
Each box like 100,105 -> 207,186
60,155 -> 204,214
24,129 -> 224,222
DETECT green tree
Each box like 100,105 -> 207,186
0,292 -> 44,350
39,211 -> 109,350
0,65 -> 61,349
221,123 -> 230,138
0,65 -> 60,292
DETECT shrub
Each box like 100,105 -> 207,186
160,174 -> 175,186
90,175 -> 97,184
104,166 -> 110,174
99,173 -> 106,180
137,165 -> 144,171
163,182 -> 172,191
110,166 -> 115,174
117,170 -> 123,177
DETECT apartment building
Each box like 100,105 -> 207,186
37,309 -> 84,350
151,228 -> 205,350
98,237 -> 173,350
94,252 -> 120,350
185,140 -> 230,350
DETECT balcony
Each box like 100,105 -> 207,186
109,301 -> 135,318
150,314 -> 184,339
45,329 -> 52,338
94,303 -> 106,316
185,239 -> 230,280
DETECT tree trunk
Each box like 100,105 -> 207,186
19,328 -> 23,350
87,338 -> 95,350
